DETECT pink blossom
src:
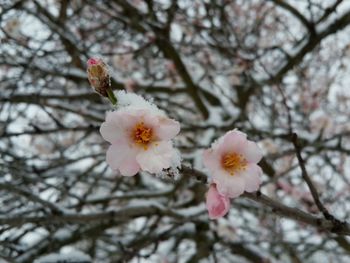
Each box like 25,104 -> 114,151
203,130 -> 263,198
100,107 -> 180,176
206,184 -> 230,219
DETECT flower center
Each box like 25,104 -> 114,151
222,153 -> 247,176
132,122 -> 153,149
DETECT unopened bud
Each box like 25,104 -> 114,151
87,58 -> 109,96
87,58 -> 117,105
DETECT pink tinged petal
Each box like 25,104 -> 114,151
136,141 -> 173,173
100,111 -> 128,143
114,110 -> 140,131
203,149 -> 221,172
141,110 -> 159,128
241,164 -> 262,192
214,172 -> 245,198
100,121 -> 120,143
156,117 -> 180,140
101,110 -> 145,144
218,130 -> 248,155
206,184 -> 230,219
119,109 -> 159,136
242,141 -> 263,163
106,143 -> 140,176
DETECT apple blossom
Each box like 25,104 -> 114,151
100,103 -> 180,176
203,130 -> 263,198
206,183 -> 230,219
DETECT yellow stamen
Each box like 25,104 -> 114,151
132,122 -> 153,149
222,153 -> 247,176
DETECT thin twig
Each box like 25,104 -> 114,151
291,133 -> 334,220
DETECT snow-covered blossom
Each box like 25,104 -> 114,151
206,183 -> 230,219
100,92 -> 180,176
203,130 -> 263,198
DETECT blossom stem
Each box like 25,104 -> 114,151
106,88 -> 117,105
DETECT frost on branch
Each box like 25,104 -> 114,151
34,251 -> 91,263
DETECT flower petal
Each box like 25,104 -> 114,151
214,171 -> 245,198
203,149 -> 221,172
106,142 -> 140,176
242,141 -> 263,163
136,141 -> 173,173
241,164 -> 262,192
218,130 -> 248,155
206,184 -> 230,219
122,108 -> 159,136
100,112 -> 123,143
100,110 -> 141,143
156,117 -> 180,140
117,110 -> 142,131
141,110 -> 159,128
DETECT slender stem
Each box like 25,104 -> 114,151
291,133 -> 333,220
106,87 -> 117,105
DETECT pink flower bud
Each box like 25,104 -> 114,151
206,184 -> 230,219
87,58 -> 110,97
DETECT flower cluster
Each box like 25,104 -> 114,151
89,58 -> 263,220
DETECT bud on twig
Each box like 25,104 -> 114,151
87,58 -> 117,105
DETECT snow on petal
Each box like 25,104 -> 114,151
206,184 -> 230,219
136,141 -> 174,173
